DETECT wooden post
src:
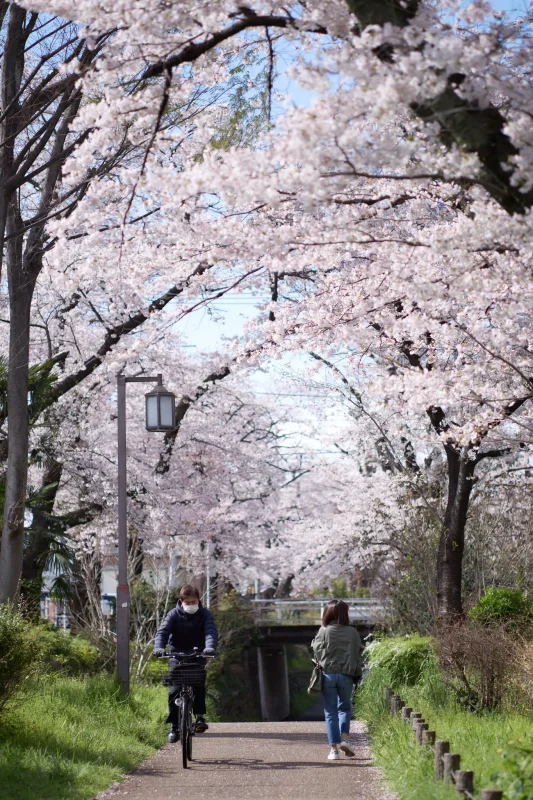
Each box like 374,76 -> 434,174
412,720 -> 426,742
422,730 -> 436,747
401,706 -> 412,721
411,717 -> 423,733
435,741 -> 450,778
410,712 -> 422,726
444,753 -> 461,784
391,694 -> 402,714
384,687 -> 393,703
481,791 -> 503,800
456,771 -> 474,794
417,722 -> 429,743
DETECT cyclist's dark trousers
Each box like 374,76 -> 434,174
167,686 -> 206,724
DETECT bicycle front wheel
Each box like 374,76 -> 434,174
180,695 -> 189,769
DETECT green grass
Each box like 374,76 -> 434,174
357,666 -> 532,800
0,674 -> 168,800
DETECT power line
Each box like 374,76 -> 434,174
253,391 -> 335,397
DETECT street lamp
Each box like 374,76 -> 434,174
116,372 -> 176,694
145,382 -> 176,431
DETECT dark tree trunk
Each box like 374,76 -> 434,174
0,6 -> 33,600
436,445 -> 476,619
0,198 -> 38,601
275,573 -> 294,599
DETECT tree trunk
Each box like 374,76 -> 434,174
0,201 -> 38,601
275,573 -> 294,599
0,4 -> 26,282
436,445 -> 476,619
0,6 -> 31,601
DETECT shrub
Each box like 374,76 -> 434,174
437,621 -> 520,711
494,737 -> 533,800
34,623 -> 106,675
143,649 -> 169,684
469,588 -> 533,632
514,640 -> 533,712
364,634 -> 437,688
0,604 -> 36,713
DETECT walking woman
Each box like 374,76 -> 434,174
311,599 -> 362,760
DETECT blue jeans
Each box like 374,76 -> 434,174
322,672 -> 353,745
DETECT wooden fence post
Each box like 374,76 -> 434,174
422,729 -> 435,747
410,712 -> 422,725
391,694 -> 402,714
481,791 -> 503,800
418,723 -> 429,743
401,706 -> 412,721
435,740 -> 449,778
456,770 -> 474,794
384,687 -> 393,702
444,753 -> 461,784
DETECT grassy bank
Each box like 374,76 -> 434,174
357,642 -> 532,800
0,675 -> 167,800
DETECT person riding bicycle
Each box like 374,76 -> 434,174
154,584 -> 218,743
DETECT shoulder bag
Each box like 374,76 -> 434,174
307,659 -> 323,696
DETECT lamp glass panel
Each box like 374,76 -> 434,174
159,395 -> 175,428
146,395 -> 159,429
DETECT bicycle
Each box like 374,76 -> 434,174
159,649 -> 214,769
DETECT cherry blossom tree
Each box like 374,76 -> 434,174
0,3 -> 270,600
9,0 -> 533,620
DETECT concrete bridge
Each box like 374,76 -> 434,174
251,599 -> 383,722
252,598 -> 383,629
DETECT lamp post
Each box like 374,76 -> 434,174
205,540 -> 214,610
116,372 -> 176,694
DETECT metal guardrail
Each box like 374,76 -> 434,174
251,598 -> 384,626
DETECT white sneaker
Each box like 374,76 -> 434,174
340,741 -> 355,757
328,749 -> 340,760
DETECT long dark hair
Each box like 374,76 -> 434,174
322,599 -> 350,626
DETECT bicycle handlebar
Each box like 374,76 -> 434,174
156,650 -> 215,661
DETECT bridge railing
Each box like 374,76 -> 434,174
251,598 -> 384,626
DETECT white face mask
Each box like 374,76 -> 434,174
182,604 -> 199,614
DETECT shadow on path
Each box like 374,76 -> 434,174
191,758 -> 373,770
202,730 -> 370,745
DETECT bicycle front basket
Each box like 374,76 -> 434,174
168,666 -> 206,687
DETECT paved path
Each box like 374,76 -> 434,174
96,721 -> 392,800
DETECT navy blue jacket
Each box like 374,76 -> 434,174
154,601 -> 218,654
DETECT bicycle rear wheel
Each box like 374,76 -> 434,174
180,695 -> 189,769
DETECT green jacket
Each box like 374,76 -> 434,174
311,623 -> 362,678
